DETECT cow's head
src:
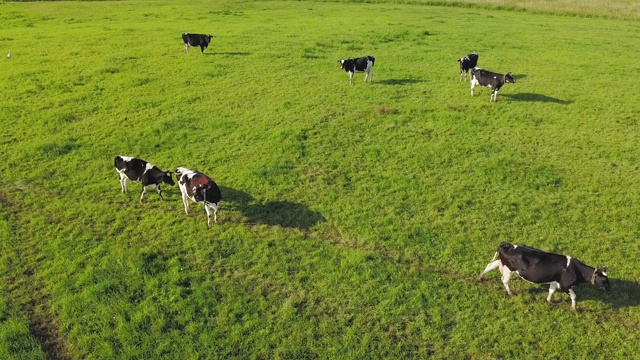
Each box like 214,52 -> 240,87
163,171 -> 175,186
505,72 -> 516,84
338,59 -> 345,69
591,266 -> 610,291
175,167 -> 192,184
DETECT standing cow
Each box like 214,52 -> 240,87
338,56 -> 375,85
470,68 -> 515,102
478,242 -> 610,310
182,33 -> 213,54
114,156 -> 175,203
175,167 -> 222,227
458,51 -> 478,81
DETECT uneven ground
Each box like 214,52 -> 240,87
1,0 -> 639,358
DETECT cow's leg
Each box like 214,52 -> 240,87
156,185 -> 163,201
478,259 -> 501,281
491,90 -> 498,102
547,282 -> 559,303
568,288 -> 577,310
203,203 -> 212,228
212,202 -> 219,223
349,72 -> 354,85
500,265 -> 514,295
364,71 -> 369,83
140,186 -> 147,203
200,45 -> 205,54
181,192 -> 189,214
119,173 -> 127,192
470,79 -> 477,96
184,43 -> 189,53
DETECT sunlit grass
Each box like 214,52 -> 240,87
1,0 -> 639,358
323,0 -> 640,20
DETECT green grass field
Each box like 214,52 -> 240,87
1,0 -> 639,358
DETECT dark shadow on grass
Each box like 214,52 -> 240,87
221,186 -> 325,230
377,79 -> 426,85
521,279 -> 640,309
204,52 -> 250,56
582,279 -> 640,309
513,73 -> 527,81
502,93 -> 572,104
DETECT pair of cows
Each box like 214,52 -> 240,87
114,156 -> 221,228
458,51 -> 516,102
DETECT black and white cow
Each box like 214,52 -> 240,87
114,156 -> 175,203
470,68 -> 515,102
182,33 -> 213,54
457,51 -> 478,81
175,167 -> 222,228
338,56 -> 375,85
478,242 -> 610,310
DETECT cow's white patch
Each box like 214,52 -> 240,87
144,162 -> 155,172
601,271 -> 608,277
500,265 -> 514,295
547,281 -> 560,302
568,288 -> 577,310
119,155 -> 134,162
565,256 -> 572,268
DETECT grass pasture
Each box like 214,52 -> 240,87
1,0 -> 640,358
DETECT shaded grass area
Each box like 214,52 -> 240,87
0,0 -> 639,358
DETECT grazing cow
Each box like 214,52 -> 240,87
175,167 -> 222,227
470,68 -> 515,102
478,242 -> 610,310
457,51 -> 478,81
338,56 -> 375,85
182,33 -> 213,54
114,156 -> 175,203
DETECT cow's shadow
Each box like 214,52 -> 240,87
221,186 -> 325,230
377,79 -> 425,86
205,52 -> 250,56
503,93 -> 572,104
524,278 -> 640,309
591,278 -> 640,309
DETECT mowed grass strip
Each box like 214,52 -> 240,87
1,0 -> 639,358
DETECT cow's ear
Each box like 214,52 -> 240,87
602,266 -> 608,273
166,171 -> 171,177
